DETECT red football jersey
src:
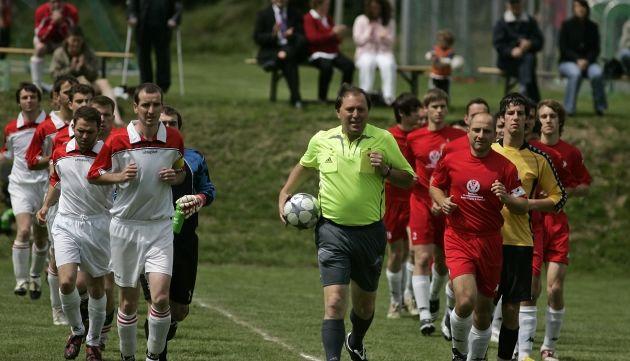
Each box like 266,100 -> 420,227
545,139 -> 591,187
442,134 -> 469,155
385,125 -> 415,201
432,149 -> 525,235
408,126 -> 466,199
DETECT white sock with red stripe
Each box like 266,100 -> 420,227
86,295 -> 106,346
147,305 -> 171,357
412,275 -> 431,320
29,243 -> 48,279
12,242 -> 29,284
48,266 -> 62,309
100,309 -> 115,346
429,263 -> 448,301
117,309 -> 138,358
60,288 -> 85,336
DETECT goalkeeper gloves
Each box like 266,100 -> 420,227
175,194 -> 206,219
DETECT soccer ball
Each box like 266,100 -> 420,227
283,193 -> 320,229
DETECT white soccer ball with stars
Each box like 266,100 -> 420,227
283,193 -> 320,229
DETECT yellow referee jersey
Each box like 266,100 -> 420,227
492,141 -> 567,247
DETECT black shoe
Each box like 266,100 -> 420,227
120,354 -> 135,361
344,332 -> 368,361
159,342 -> 168,361
429,299 -> 439,321
29,277 -> 42,300
452,348 -> 467,361
420,318 -> 435,336
146,351 -> 160,361
595,109 -> 604,116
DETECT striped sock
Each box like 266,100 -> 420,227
100,309 -> 115,346
117,309 -> 138,358
147,305 -> 171,357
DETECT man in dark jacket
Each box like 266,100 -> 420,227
492,0 -> 543,103
253,0 -> 306,108
127,0 -> 183,93
558,0 -> 607,116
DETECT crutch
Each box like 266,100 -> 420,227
176,27 -> 185,96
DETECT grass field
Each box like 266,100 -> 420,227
0,4 -> 629,357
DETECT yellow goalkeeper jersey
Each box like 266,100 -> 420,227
492,141 -> 567,247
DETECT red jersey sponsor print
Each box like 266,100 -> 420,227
25,111 -> 69,169
408,126 -> 465,199
431,149 -> 525,235
2,111 -> 49,184
51,139 -> 113,217
385,125 -> 415,201
87,121 -> 184,222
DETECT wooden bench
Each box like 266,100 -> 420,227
0,47 -> 133,86
247,58 -> 431,101
477,66 -> 558,94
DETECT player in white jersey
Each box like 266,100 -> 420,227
0,83 -> 49,299
37,106 -> 112,361
88,83 -> 185,361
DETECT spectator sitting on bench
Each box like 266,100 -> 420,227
352,0 -> 396,105
492,0 -> 543,103
50,26 -> 123,124
558,0 -> 607,116
253,0 -> 306,109
31,0 -> 79,91
304,0 -> 354,102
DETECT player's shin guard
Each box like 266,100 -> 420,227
117,309 -> 138,357
518,306 -> 537,358
12,241 -> 30,284
450,311 -> 472,355
321,319 -> 345,361
60,288 -> 86,336
542,307 -> 565,351
386,269 -> 403,304
147,305 -> 171,357
412,275 -> 431,320
497,324 -> 519,361
86,295 -> 106,347
468,325 -> 492,360
48,267 -> 62,309
429,263 -> 448,301
30,243 -> 48,279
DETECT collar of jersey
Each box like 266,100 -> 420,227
66,138 -> 104,154
127,120 -> 167,144
497,138 -> 528,150
17,110 -> 46,128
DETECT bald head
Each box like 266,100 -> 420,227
468,112 -> 496,156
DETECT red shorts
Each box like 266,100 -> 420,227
444,228 -> 503,298
383,197 -> 410,244
409,194 -> 445,247
532,212 -> 570,276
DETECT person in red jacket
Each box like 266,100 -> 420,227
303,0 -> 354,102
31,0 -> 79,90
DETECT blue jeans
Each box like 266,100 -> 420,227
558,61 -> 607,114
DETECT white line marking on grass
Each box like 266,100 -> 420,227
196,300 -> 323,361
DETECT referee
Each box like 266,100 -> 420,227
278,84 -> 415,361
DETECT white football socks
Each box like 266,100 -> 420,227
468,325 -> 492,360
117,309 -> 138,358
386,269 -> 403,304
404,261 -> 414,299
60,288 -> 85,336
518,306 -> 537,359
48,267 -> 62,309
450,310 -> 473,356
542,306 -> 565,351
429,263 -> 448,301
12,242 -> 29,284
30,243 -> 48,279
412,275 -> 431,320
147,305 -> 171,356
86,295 -> 107,346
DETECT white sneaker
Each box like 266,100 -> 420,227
52,307 -> 69,326
387,302 -> 402,319
440,310 -> 452,341
403,294 -> 419,316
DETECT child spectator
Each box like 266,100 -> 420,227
425,29 -> 456,95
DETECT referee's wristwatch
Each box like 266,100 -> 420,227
382,165 -> 392,178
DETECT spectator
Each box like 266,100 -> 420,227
127,0 -> 183,93
492,0 -> 543,103
426,29 -> 456,95
50,26 -> 123,124
0,0 -> 11,59
304,0 -> 354,102
558,0 -> 607,116
352,0 -> 396,105
253,0 -> 306,108
618,20 -> 630,76
31,0 -> 79,90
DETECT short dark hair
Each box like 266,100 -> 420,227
422,88 -> 449,107
67,25 -> 84,39
392,93 -> 421,123
335,83 -> 372,111
437,29 -> 455,47
134,83 -> 163,104
499,92 -> 531,117
537,99 -> 566,135
70,83 -> 95,101
573,0 -> 590,17
73,106 -> 102,130
162,105 -> 183,130
465,97 -> 490,116
15,82 -> 42,104
91,95 -> 115,114
53,75 -> 79,94
365,0 -> 392,26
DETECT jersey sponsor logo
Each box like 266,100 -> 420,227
143,149 -> 159,155
427,149 -> 442,168
324,157 -> 333,164
462,179 -> 484,201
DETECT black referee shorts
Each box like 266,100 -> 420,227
315,218 -> 386,292
496,245 -> 533,304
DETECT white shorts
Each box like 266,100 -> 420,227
53,213 -> 111,278
110,217 -> 173,288
8,181 -> 46,215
